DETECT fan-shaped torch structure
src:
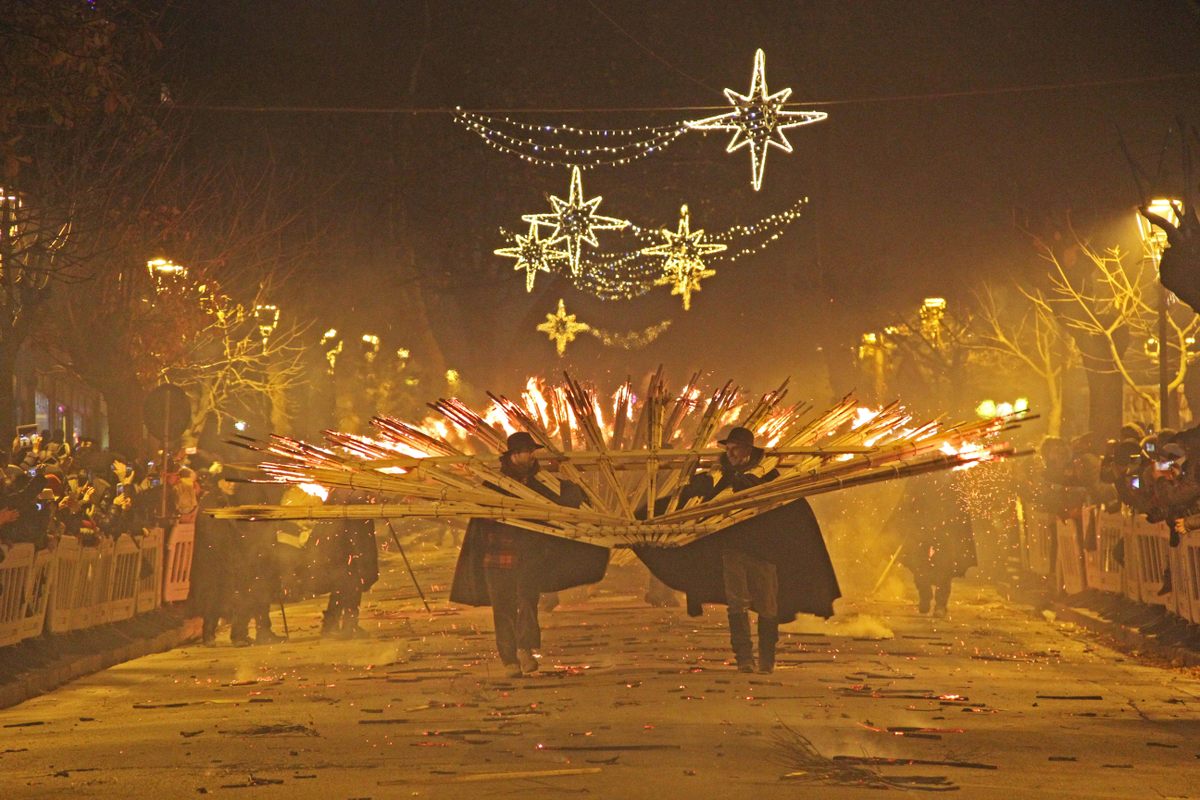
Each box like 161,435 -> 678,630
213,370 -> 1027,548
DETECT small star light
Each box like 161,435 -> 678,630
687,49 -> 827,191
523,166 -> 629,275
536,298 -> 591,356
641,204 -> 726,310
665,260 -> 717,311
495,222 -> 568,292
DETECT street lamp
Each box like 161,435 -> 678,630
1137,198 -> 1183,428
361,333 -> 380,365
919,297 -> 947,350
254,303 -> 279,348
146,257 -> 187,293
321,328 -> 343,373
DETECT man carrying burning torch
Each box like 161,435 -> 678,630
450,431 -> 608,678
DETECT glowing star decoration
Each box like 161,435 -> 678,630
687,49 -> 827,191
522,166 -> 629,275
536,298 -> 591,356
663,260 -> 717,311
495,222 -> 568,292
641,204 -> 727,310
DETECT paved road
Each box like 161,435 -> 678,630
1,545 -> 1198,799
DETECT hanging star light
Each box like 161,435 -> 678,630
661,260 -> 716,311
641,204 -> 727,310
687,49 -> 827,191
523,166 -> 629,275
494,221 -> 569,292
536,298 -> 591,356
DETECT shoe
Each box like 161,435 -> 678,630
335,625 -> 369,640
737,660 -> 756,674
231,636 -> 252,648
517,649 -> 539,675
931,606 -> 948,620
502,662 -> 523,679
255,630 -> 286,645
201,635 -> 217,648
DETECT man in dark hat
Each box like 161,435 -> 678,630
451,431 -> 607,678
679,426 -> 782,673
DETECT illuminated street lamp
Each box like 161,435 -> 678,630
146,257 -> 187,293
1137,198 -> 1183,427
321,328 -> 343,372
361,333 -> 380,364
254,303 -> 280,347
919,297 -> 947,349
1136,198 -> 1181,260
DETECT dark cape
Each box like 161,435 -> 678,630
449,519 -> 610,606
449,469 -> 609,607
632,498 -> 841,622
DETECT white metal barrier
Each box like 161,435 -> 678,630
1182,534 -> 1200,626
1024,511 -> 1056,577
0,544 -> 35,648
20,547 -> 54,640
70,543 -> 102,631
1127,516 -> 1171,607
1084,507 -> 1125,594
1056,516 -> 1087,595
135,527 -> 163,614
163,515 -> 196,603
47,535 -> 81,635
103,534 -> 140,624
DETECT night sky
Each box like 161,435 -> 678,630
160,1 -> 1200,403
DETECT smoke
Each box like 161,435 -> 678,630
780,612 -> 894,640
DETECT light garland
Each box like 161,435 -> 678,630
455,50 -> 827,190
455,110 -> 690,170
553,196 -> 809,302
537,298 -> 591,356
494,221 -> 569,292
588,319 -> 673,349
640,204 -> 727,310
522,166 -> 630,274
687,49 -> 826,191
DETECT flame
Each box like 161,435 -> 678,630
851,407 -> 881,430
298,483 -> 329,501
940,440 -> 993,470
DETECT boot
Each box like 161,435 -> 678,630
727,609 -> 755,673
517,649 -> 539,675
757,617 -> 778,674
336,607 -> 368,639
202,618 -> 218,647
321,608 -> 341,637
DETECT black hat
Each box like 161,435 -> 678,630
717,426 -> 755,447
504,431 -> 544,454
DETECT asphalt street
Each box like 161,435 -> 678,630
1,544 -> 1197,799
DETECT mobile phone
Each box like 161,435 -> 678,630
27,468 -> 37,477
1131,476 -> 1141,489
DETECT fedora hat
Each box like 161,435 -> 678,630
717,426 -> 755,447
504,431 -> 545,454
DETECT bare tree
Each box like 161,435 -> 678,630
972,285 -> 1077,436
1037,232 -> 1198,428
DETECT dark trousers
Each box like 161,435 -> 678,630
484,566 -> 541,664
915,574 -> 953,611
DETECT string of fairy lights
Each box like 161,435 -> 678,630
461,49 -> 825,355
500,196 -> 809,302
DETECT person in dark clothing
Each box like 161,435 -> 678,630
450,431 -> 608,678
675,426 -> 782,673
892,471 -> 977,618
190,470 -> 238,645
316,497 -> 379,638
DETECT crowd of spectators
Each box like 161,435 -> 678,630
0,431 -> 179,551
1033,423 -> 1200,594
